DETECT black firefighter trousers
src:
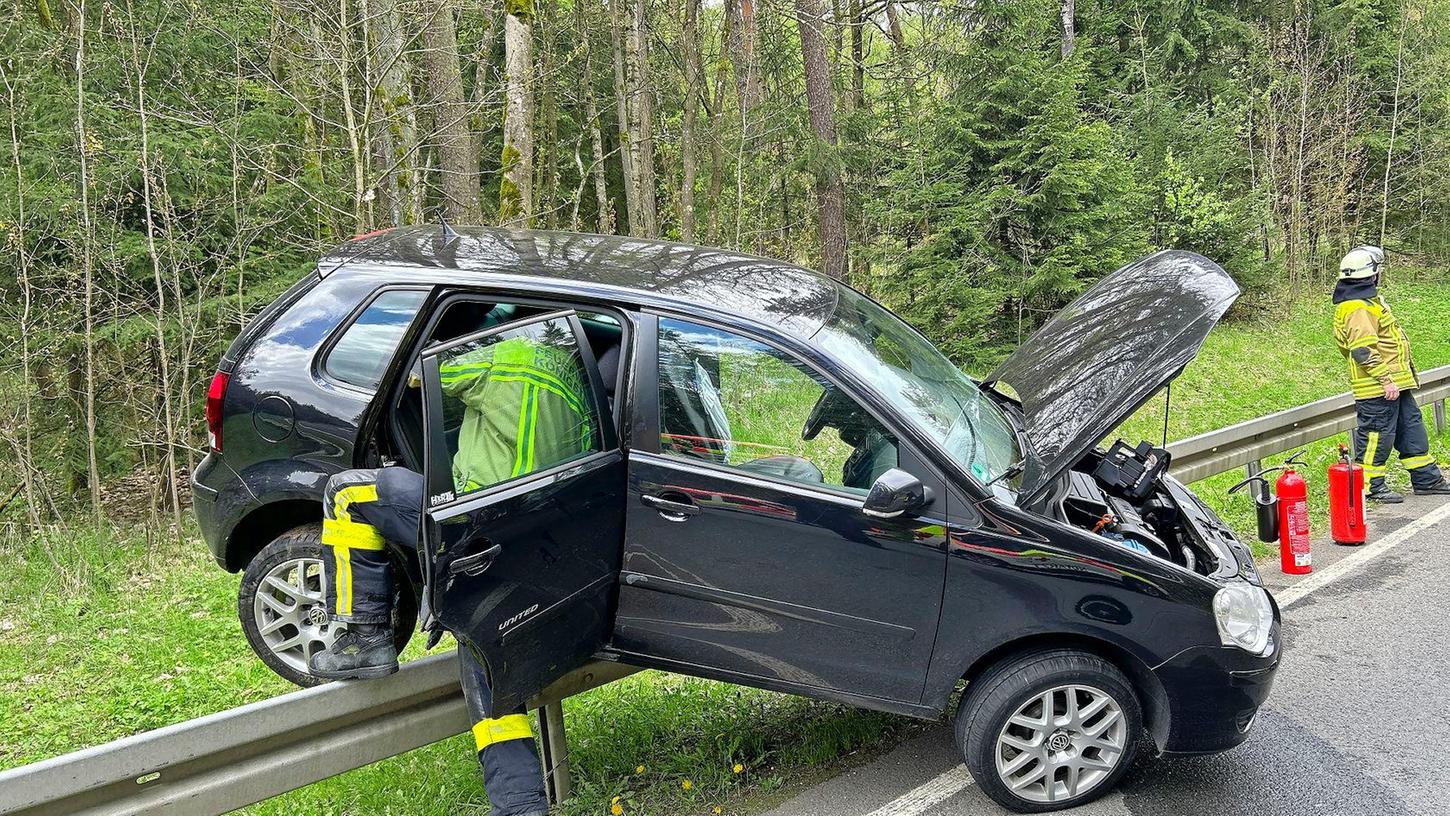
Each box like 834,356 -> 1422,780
320,467 -> 548,816
1353,390 -> 1446,491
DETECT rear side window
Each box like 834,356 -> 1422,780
325,289 -> 429,388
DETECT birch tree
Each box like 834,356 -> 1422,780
500,0 -> 535,225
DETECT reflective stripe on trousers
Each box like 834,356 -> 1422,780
460,645 -> 549,816
1352,391 -> 1445,490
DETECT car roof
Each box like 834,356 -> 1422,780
322,225 -> 844,339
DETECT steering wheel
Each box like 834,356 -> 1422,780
803,388 -> 849,441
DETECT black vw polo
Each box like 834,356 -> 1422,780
193,226 -> 1279,812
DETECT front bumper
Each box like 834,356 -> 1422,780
1151,622 -> 1281,755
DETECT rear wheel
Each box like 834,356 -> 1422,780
955,649 -> 1140,813
238,525 -> 415,687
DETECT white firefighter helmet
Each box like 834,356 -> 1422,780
1339,245 -> 1384,280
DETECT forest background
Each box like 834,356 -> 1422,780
2,0 -> 1449,537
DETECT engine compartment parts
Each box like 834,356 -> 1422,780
1092,439 -> 1171,502
1063,470 -> 1180,564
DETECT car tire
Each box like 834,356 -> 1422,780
238,524 -> 416,688
955,648 -> 1141,813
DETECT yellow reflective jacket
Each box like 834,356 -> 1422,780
439,337 -> 593,493
1333,296 -> 1419,400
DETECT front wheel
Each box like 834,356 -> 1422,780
956,649 -> 1141,813
238,525 -> 416,687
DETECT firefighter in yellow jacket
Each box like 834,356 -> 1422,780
304,329 -> 604,816
1333,245 -> 1450,502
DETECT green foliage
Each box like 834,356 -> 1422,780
865,0 -> 1149,369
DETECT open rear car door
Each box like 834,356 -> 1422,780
419,309 -> 625,715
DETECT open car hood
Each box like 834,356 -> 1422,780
987,250 -> 1239,504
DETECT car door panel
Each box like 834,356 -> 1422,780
428,451 -> 625,713
420,310 -> 625,716
614,451 -> 948,703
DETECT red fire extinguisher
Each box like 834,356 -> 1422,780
1276,462 -> 1312,574
1229,450 -> 1311,575
1328,443 -> 1366,546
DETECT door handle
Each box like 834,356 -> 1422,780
449,543 -> 502,577
641,493 -> 700,521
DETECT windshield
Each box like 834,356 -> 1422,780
813,288 -> 1022,488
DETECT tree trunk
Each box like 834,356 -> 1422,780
370,0 -> 420,225
1380,8 -> 1409,247
126,11 -> 184,536
500,0 -> 535,226
849,0 -> 864,111
422,0 -> 482,224
536,0 -> 558,226
579,2 -> 613,233
794,0 -> 847,280
705,14 -> 728,244
71,0 -> 102,518
680,0 -> 701,241
1,62 -> 44,524
337,0 -> 370,230
608,0 -> 639,233
725,0 -> 762,113
629,0 -> 658,237
1059,0 -> 1076,59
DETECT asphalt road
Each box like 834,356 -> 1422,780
762,494 -> 1450,816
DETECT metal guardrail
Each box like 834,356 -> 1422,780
1167,364 -> 1450,483
0,654 -> 636,816
2,365 -> 1448,816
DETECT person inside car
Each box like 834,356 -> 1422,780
308,329 -> 609,816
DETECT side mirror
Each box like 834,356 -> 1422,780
862,468 -> 933,519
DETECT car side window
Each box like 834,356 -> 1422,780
325,289 -> 429,388
657,318 -> 898,494
436,315 -> 604,497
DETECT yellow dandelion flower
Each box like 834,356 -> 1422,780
732,763 -> 743,774
635,765 -> 645,774
682,779 -> 694,791
611,803 -> 624,816
714,808 -> 723,815
612,796 -> 621,805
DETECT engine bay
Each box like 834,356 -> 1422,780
1054,439 -> 1222,575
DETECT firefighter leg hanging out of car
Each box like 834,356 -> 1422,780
313,465 -> 549,816
1333,245 -> 1450,502
309,331 -> 607,816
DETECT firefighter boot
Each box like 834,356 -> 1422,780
1366,484 -> 1405,504
1413,479 -> 1450,496
309,622 -> 399,680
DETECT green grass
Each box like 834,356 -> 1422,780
4,278 -> 1449,814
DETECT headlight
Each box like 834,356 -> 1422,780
1213,582 -> 1274,655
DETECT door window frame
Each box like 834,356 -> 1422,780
361,289 -> 635,469
419,308 -> 621,515
314,284 -> 434,395
636,309 -> 944,506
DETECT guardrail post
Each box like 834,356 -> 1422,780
1245,460 -> 1266,502
1435,399 -> 1446,436
538,701 -> 571,804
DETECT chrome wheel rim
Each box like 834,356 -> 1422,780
995,684 -> 1127,804
252,556 -> 344,675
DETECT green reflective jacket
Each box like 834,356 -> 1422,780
440,337 -> 594,492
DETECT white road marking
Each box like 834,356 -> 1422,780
861,766 -> 974,816
1276,499 -> 1450,609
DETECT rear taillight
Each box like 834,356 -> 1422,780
206,371 -> 230,451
